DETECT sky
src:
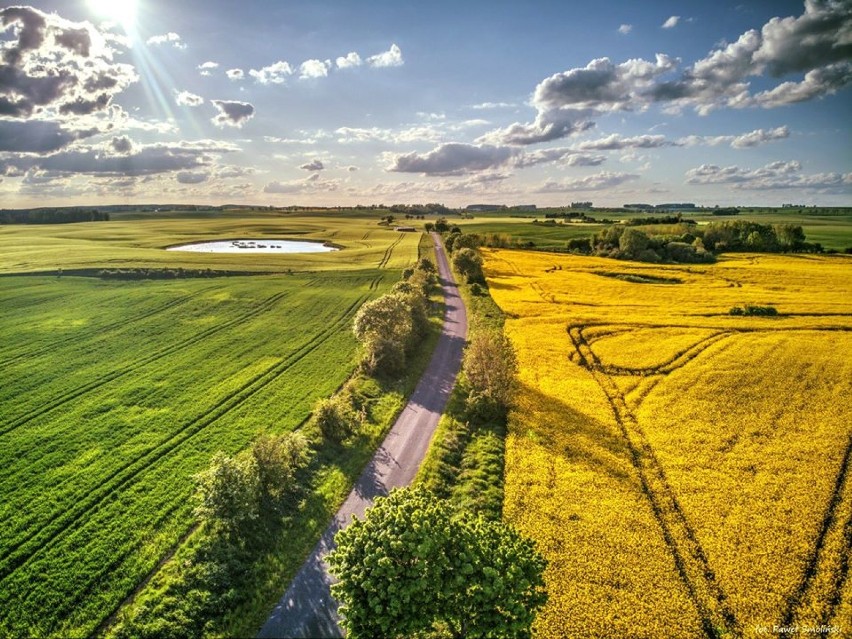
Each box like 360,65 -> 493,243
1,0 -> 851,208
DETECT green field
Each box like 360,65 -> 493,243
0,212 -> 421,637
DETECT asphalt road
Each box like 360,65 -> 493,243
257,232 -> 468,639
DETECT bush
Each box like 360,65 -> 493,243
193,452 -> 260,537
730,304 -> 779,316
313,396 -> 359,442
251,432 -> 311,513
463,331 -> 518,421
452,248 -> 485,284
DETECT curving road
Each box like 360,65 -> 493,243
257,232 -> 468,639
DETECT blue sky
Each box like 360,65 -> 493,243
1,0 -> 850,207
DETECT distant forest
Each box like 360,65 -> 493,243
0,209 -> 110,224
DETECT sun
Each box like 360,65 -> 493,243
87,0 -> 138,32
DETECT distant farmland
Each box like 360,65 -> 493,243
0,213 -> 420,637
484,249 -> 852,638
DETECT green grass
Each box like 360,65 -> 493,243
0,209 -> 425,638
0,211 -> 420,274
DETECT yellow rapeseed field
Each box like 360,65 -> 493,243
485,249 -> 852,638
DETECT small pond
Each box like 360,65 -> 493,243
166,239 -> 338,254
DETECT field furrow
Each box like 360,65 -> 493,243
567,325 -> 739,638
0,290 -> 367,584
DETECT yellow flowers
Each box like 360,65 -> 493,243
486,249 -> 852,638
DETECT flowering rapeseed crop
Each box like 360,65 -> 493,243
485,249 -> 852,638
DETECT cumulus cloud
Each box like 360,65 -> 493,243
0,139 -> 237,178
478,2 -> 852,147
0,120 -> 96,153
263,176 -> 340,194
662,16 -> 680,29
226,68 -> 244,81
299,159 -> 324,171
0,6 -> 138,119
110,135 -> 133,154
678,125 -> 790,148
176,171 -> 208,184
367,43 -> 404,68
211,100 -> 255,128
539,171 -> 640,192
512,147 -> 606,168
146,32 -> 186,49
300,59 -> 331,79
336,51 -> 362,69
175,90 -> 204,107
388,143 -> 514,175
249,60 -> 293,84
478,109 -> 596,146
575,133 -> 673,150
686,159 -> 851,190
197,61 -> 219,76
618,24 -> 633,35
471,102 -> 517,110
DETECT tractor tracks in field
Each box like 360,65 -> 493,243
0,292 -> 369,587
0,283 -> 319,438
779,431 -> 852,628
377,233 -> 404,269
0,285 -> 221,367
567,325 -> 741,639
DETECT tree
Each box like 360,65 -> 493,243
313,396 -> 359,442
327,488 -> 547,639
462,331 -> 518,419
353,293 -> 414,347
194,452 -> 260,536
452,248 -> 485,284
251,432 -> 311,512
618,228 -> 650,259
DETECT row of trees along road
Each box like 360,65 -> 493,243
329,229 -> 546,638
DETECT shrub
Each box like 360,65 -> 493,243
730,305 -> 779,316
452,248 -> 485,284
251,432 -> 311,513
193,452 -> 260,537
313,396 -> 359,442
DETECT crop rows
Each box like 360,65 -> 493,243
0,271 -> 385,637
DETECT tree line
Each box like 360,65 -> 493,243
0,208 -> 110,224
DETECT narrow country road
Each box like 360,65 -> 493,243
257,232 -> 468,639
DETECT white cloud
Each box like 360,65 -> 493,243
176,171 -> 208,184
618,24 -> 632,35
0,6 -> 138,119
686,160 -> 851,191
367,43 -> 404,68
146,32 -> 186,49
678,125 -> 790,148
388,143 -> 514,175
539,171 -> 640,192
249,60 -> 293,84
175,90 -> 204,107
471,102 -> 517,110
575,134 -> 673,150
263,176 -> 341,194
226,68 -> 245,81
299,59 -> 331,79
662,16 -> 680,29
211,100 -> 255,128
336,51 -> 362,69
300,159 -> 324,171
197,61 -> 219,76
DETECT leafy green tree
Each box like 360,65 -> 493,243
313,396 -> 359,442
618,228 -> 650,259
353,293 -> 414,347
328,488 -> 548,639
452,248 -> 485,284
194,452 -> 260,536
452,233 -> 482,252
462,330 -> 518,419
251,432 -> 311,512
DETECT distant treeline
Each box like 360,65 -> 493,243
560,220 -> 825,264
0,209 -> 110,224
